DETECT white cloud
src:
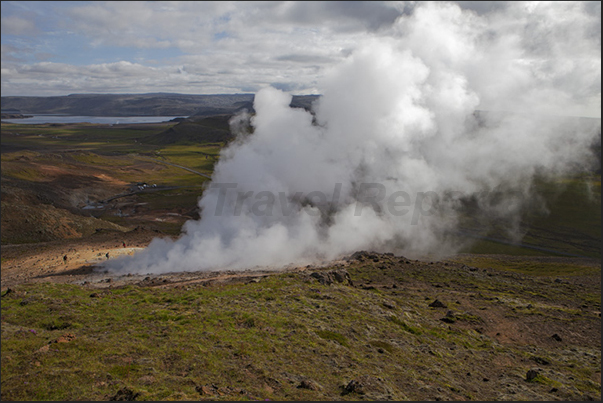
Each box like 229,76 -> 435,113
0,1 -> 600,118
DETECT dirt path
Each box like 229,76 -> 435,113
0,228 -> 324,291
0,228 -> 158,290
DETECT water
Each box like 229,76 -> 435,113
1,114 -> 186,125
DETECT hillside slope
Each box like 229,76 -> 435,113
1,93 -> 320,118
0,249 -> 600,401
146,115 -> 234,145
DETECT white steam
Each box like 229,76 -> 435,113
105,2 -> 600,274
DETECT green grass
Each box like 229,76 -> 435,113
387,316 -> 422,335
450,255 -> 600,277
315,329 -> 350,348
155,144 -> 222,174
69,152 -> 134,167
2,279 -> 361,400
1,122 -> 172,155
1,259 -> 600,401
458,174 -> 601,258
134,188 -> 204,210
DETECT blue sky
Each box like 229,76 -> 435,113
1,1 -> 600,117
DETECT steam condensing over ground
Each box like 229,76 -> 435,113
105,2 -> 601,274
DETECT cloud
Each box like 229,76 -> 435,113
1,61 -> 179,95
0,1 -> 600,117
1,15 -> 38,36
64,1 -> 237,50
247,1 -> 404,32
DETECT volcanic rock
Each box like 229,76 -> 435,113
429,299 -> 447,308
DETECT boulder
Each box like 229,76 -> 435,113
297,379 -> 322,391
429,299 -> 447,308
310,269 -> 353,286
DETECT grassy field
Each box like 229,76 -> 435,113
1,256 -> 600,401
458,174 -> 601,259
1,122 -> 216,187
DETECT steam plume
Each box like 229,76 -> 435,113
105,2 -> 600,274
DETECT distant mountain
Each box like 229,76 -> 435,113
0,93 -> 254,117
0,93 -> 319,117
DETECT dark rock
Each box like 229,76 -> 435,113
532,356 -> 550,365
551,333 -> 562,342
310,272 -> 331,285
110,387 -> 140,401
195,385 -> 211,395
20,297 -> 35,306
341,375 -> 393,399
440,310 -> 456,323
310,269 -> 353,286
343,379 -> 365,395
331,270 -> 349,284
349,251 -> 369,261
526,369 -> 539,381
429,299 -> 447,308
297,379 -> 322,391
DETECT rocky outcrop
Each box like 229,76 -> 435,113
309,269 -> 353,286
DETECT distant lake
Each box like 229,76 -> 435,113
1,115 -> 186,125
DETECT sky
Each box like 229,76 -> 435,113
1,1 -> 601,118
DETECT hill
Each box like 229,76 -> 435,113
143,94 -> 320,146
0,247 -> 600,401
1,93 -> 255,117
146,115 -> 234,145
0,93 -> 319,118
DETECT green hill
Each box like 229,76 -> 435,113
146,115 -> 234,146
